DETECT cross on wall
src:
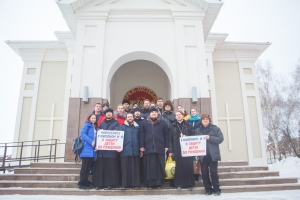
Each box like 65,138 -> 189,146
36,103 -> 63,151
218,103 -> 243,151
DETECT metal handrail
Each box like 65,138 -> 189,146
0,139 -> 66,173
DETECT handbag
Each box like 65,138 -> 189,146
165,156 -> 176,179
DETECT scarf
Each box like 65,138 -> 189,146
189,113 -> 200,122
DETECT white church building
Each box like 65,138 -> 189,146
6,0 -> 270,165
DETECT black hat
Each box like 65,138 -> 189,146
102,103 -> 109,108
122,99 -> 130,104
149,107 -> 158,113
133,108 -> 141,113
133,102 -> 140,107
104,108 -> 113,114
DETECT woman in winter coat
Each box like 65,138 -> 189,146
78,113 -> 97,189
161,100 -> 176,129
195,113 -> 224,196
188,108 -> 202,182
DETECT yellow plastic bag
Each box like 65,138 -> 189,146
165,156 -> 176,179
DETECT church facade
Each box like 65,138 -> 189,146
7,0 -> 270,165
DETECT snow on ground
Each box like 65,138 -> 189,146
1,190 -> 300,200
268,156 -> 300,181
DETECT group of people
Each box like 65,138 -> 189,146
77,98 -> 224,196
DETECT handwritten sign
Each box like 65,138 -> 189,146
180,135 -> 207,157
96,130 -> 124,151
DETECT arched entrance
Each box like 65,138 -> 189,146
110,60 -> 171,109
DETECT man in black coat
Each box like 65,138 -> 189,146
139,107 -> 169,189
195,114 -> 224,196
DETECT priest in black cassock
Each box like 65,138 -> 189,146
169,110 -> 195,190
119,112 -> 141,189
92,108 -> 120,190
139,107 -> 169,189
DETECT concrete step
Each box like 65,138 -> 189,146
30,162 -> 81,168
218,171 -> 279,179
0,184 -> 300,195
29,161 -> 249,169
0,174 -> 79,181
14,166 -> 268,175
0,177 -> 297,188
218,161 -> 248,166
0,171 -> 280,181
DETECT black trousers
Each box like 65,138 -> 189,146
201,155 -> 221,193
80,157 -> 94,182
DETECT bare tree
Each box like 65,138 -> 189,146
256,61 -> 284,160
279,62 -> 300,158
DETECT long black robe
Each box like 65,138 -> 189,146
169,120 -> 195,188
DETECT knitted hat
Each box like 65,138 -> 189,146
163,100 -> 174,111
200,113 -> 211,122
133,102 -> 140,107
104,108 -> 113,114
122,99 -> 130,105
102,103 -> 109,108
149,107 -> 158,113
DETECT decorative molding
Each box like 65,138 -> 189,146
218,103 -> 243,151
37,103 -> 64,151
56,0 -> 223,37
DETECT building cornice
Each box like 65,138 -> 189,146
5,40 -> 68,62
56,0 -> 223,38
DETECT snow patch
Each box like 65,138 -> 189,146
268,157 -> 300,180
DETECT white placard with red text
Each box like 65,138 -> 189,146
180,135 -> 207,157
96,130 -> 124,151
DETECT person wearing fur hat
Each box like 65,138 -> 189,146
139,107 -> 169,189
122,99 -> 131,113
161,100 -> 176,129
114,104 -> 126,125
92,108 -> 121,190
195,114 -> 224,196
177,105 -> 190,121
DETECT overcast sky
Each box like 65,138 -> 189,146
0,0 -> 299,144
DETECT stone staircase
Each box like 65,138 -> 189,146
0,161 -> 299,195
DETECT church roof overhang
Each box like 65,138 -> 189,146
56,0 -> 223,39
206,33 -> 271,54
5,40 -> 67,57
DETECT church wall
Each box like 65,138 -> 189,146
33,61 -> 67,161
17,97 -> 33,159
213,62 -> 249,162
102,21 -> 178,100
237,61 -> 266,164
109,60 -> 170,109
